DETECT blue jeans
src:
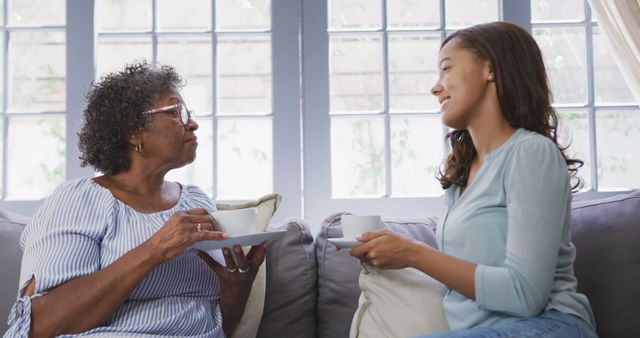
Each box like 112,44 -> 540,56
415,310 -> 598,338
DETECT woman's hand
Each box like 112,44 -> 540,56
143,208 -> 229,264
195,243 -> 268,335
351,230 -> 479,300
196,243 -> 268,291
349,230 -> 424,269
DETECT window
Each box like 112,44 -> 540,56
1,0 -> 636,227
89,0 -> 301,219
0,0 -> 66,204
95,0 -> 274,200
302,0 -> 500,225
532,0 -> 640,191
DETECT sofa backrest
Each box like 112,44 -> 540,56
571,189 -> 640,338
0,210 -> 30,334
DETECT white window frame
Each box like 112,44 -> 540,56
300,0 -> 635,229
0,0 -> 77,216
1,0 -> 303,222
301,0 -> 521,227
1,0 -> 634,228
531,0 -> 639,197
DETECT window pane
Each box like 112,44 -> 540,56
9,0 -> 65,26
534,27 -> 587,105
217,35 -> 271,114
596,110 -> 640,190
157,0 -> 211,31
97,36 -> 152,78
158,36 -> 213,114
330,34 -> 383,112
391,116 -> 443,196
531,0 -> 584,22
216,0 -> 271,30
593,27 -> 636,104
97,0 -> 152,32
7,116 -> 65,200
388,33 -> 440,112
166,116 -> 213,196
10,32 -> 66,112
557,110 -> 591,190
331,116 -> 385,197
217,118 -> 272,199
387,0 -> 440,29
445,0 -> 499,29
329,0 -> 381,30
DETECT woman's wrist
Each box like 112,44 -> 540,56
219,291 -> 249,336
134,241 -> 164,270
407,240 -> 435,271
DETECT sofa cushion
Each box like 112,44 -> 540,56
258,218 -> 317,338
351,265 -> 448,338
315,212 -> 439,338
0,210 -> 30,334
216,192 -> 282,232
571,190 -> 640,338
217,193 -> 281,338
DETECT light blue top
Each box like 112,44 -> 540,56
436,128 -> 595,331
5,178 -> 225,337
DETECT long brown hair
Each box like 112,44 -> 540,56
436,21 -> 583,191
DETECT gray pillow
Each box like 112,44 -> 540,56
315,212 -> 438,338
0,210 -> 30,334
258,218 -> 317,338
570,190 -> 640,338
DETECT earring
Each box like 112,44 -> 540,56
135,143 -> 143,153
488,74 -> 494,81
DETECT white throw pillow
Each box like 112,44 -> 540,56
216,192 -> 281,338
350,265 -> 449,338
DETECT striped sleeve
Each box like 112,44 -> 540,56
5,179 -> 114,337
183,184 -> 217,213
19,179 -> 114,293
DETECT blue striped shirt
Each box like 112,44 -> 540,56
5,178 -> 225,337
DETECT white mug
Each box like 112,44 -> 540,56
212,208 -> 258,236
341,215 -> 384,240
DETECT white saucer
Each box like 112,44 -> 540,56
327,237 -> 364,249
192,230 -> 287,251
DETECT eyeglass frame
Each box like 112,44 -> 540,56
141,103 -> 193,128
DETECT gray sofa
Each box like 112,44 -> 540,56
2,190 -> 639,338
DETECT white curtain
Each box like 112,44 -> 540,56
587,0 -> 640,105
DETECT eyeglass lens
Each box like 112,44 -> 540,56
179,105 -> 189,125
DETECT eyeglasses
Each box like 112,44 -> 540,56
142,103 -> 192,127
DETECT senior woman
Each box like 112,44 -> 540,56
4,62 -> 265,337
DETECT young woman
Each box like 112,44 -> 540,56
350,22 -> 597,337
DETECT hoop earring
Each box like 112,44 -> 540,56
135,143 -> 143,153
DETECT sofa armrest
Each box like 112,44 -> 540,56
571,190 -> 640,338
0,210 -> 30,334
